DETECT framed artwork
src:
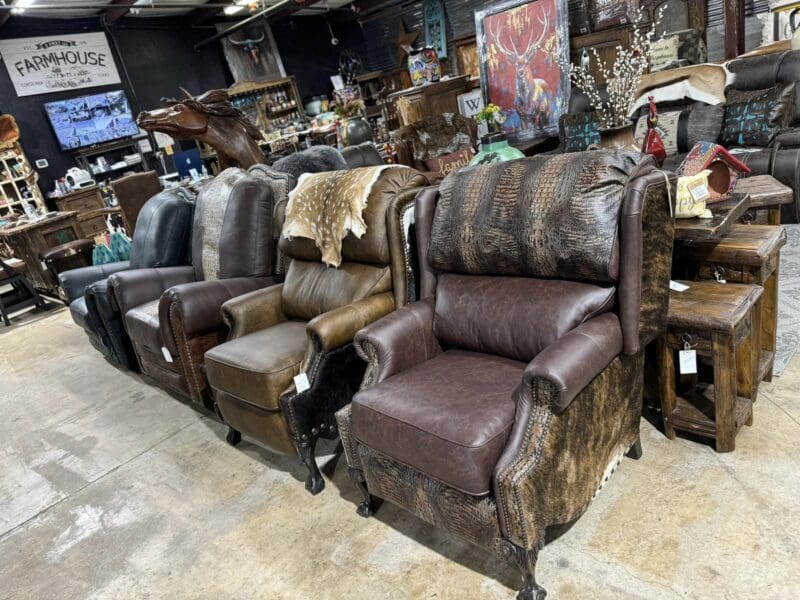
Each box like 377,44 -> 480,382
454,34 -> 479,78
476,0 -> 570,143
423,0 -> 447,58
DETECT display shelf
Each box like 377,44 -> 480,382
0,141 -> 46,218
228,76 -> 306,135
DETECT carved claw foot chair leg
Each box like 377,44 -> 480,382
349,468 -> 382,517
225,426 -> 242,447
500,540 -> 547,600
626,434 -> 643,460
298,435 -> 325,495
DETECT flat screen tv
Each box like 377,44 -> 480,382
44,90 -> 139,151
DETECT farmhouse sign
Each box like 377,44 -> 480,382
0,33 -> 121,97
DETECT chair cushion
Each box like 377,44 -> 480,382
69,296 -> 91,333
205,321 -> 307,411
434,274 -> 615,362
352,349 -> 524,496
124,300 -> 162,354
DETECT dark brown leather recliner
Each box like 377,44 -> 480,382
111,170 -> 163,236
108,168 -> 279,403
204,166 -> 428,494
337,151 -> 675,599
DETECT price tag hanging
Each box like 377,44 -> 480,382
679,340 -> 697,375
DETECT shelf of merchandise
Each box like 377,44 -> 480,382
0,142 -> 46,218
227,76 -> 306,135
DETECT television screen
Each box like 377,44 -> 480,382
44,90 -> 139,151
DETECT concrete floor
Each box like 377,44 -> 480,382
1,308 -> 799,600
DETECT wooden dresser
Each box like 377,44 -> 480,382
54,186 -> 119,239
388,76 -> 471,127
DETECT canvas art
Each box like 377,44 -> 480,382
476,0 -> 570,142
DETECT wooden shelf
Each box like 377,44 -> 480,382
0,141 -> 45,218
670,384 -> 752,439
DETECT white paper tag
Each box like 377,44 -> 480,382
293,372 -> 310,393
670,280 -> 689,292
679,349 -> 697,375
40,260 -> 48,270
161,346 -> 173,363
689,182 -> 709,201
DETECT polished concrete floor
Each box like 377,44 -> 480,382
1,308 -> 799,600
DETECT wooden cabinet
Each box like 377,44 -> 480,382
387,75 -> 471,127
570,27 -> 634,84
227,77 -> 305,134
54,187 -> 118,239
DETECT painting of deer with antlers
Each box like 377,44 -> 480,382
476,0 -> 570,142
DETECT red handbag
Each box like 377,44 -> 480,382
641,96 -> 666,165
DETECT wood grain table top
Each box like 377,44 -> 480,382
675,224 -> 787,266
668,280 -> 764,333
673,194 -> 751,242
734,175 -> 793,208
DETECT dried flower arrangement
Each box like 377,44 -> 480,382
551,11 -> 663,130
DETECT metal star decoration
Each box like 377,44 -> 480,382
395,20 -> 420,64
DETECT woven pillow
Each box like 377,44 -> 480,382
633,104 -> 724,156
720,83 -> 796,147
559,112 -> 601,152
423,147 -> 475,175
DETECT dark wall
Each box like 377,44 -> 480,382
0,16 -> 230,189
272,15 -> 366,102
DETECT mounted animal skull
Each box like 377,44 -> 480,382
229,32 -> 266,66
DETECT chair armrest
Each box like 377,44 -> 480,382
493,314 -> 635,549
58,261 -> 130,304
353,297 -> 442,386
220,283 -> 286,340
307,292 -> 396,353
521,313 -> 623,413
774,127 -> 800,148
108,266 -> 194,316
159,276 -> 278,356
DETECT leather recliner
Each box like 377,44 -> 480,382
108,168 -> 278,403
337,151 -> 675,599
58,188 -> 195,369
341,142 -> 385,168
204,166 -> 428,494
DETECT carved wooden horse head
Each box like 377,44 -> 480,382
137,88 -> 266,169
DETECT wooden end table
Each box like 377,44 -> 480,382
735,175 -> 793,225
673,193 -> 750,242
659,280 -> 763,452
674,224 -> 786,382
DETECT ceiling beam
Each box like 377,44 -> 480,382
191,5 -> 220,25
0,0 -> 10,28
104,0 -> 137,24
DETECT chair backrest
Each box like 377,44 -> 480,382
726,49 -> 800,128
417,151 -> 675,358
393,113 -> 477,170
111,170 -> 163,236
191,167 -> 275,281
341,142 -> 384,168
278,166 -> 427,321
129,188 -> 195,270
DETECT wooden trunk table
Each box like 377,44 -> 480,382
674,224 -> 786,382
659,281 -> 763,452
734,175 -> 793,225
0,212 -> 81,292
673,193 -> 750,242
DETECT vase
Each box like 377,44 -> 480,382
596,125 -> 637,151
408,46 -> 441,87
341,116 -> 373,147
469,132 -> 525,166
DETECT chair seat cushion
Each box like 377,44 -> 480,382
352,349 -> 524,496
69,296 -> 90,331
125,299 -> 162,354
205,321 -> 307,411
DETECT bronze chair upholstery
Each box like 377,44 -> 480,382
204,166 -> 428,494
337,151 -> 675,599
111,170 -> 163,236
108,168 -> 279,404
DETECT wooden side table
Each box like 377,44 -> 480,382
674,224 -> 786,382
734,175 -> 793,225
659,281 -> 763,452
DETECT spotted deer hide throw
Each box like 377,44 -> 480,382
283,165 -> 405,267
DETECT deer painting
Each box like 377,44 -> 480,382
137,88 -> 265,170
488,8 -> 554,132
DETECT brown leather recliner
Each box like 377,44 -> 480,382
111,170 -> 163,236
108,168 -> 279,403
204,166 -> 428,494
337,151 -> 675,599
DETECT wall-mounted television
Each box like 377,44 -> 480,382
44,90 -> 139,151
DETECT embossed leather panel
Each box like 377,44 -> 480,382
429,151 -> 652,283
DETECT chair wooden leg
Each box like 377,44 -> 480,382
298,436 -> 325,495
349,468 -> 382,517
626,435 -> 643,460
500,539 -> 547,600
225,426 -> 241,447
0,300 -> 10,327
